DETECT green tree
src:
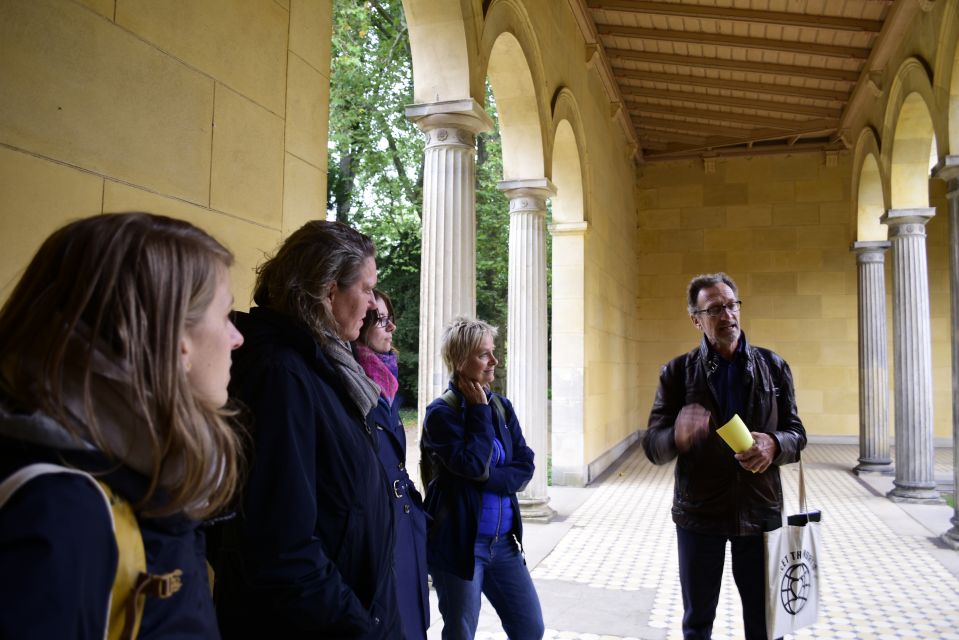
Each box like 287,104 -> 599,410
328,0 -> 512,402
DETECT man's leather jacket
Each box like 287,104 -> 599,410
643,334 -> 807,536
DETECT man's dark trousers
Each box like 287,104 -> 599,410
676,525 -> 780,640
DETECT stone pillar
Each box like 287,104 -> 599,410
881,208 -> 941,503
850,241 -> 893,475
498,178 -> 557,522
406,99 -> 493,424
934,157 -> 959,547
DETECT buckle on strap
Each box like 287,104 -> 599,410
134,569 -> 184,599
393,479 -> 404,499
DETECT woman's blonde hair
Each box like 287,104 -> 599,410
0,212 -> 243,519
440,316 -> 498,373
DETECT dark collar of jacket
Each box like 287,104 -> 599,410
695,332 -> 755,381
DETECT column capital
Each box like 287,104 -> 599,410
850,240 -> 891,263
881,208 -> 934,237
498,178 -> 556,215
405,98 -> 493,138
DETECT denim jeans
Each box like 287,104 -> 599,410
676,525 -> 779,640
431,534 -> 544,640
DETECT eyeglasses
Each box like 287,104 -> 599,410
694,301 -> 742,317
374,314 -> 394,328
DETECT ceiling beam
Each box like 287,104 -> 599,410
607,48 -> 861,82
645,140 -> 834,161
612,67 -> 849,101
621,87 -> 840,118
631,118 -> 752,139
628,102 -> 838,130
586,1 -> 885,33
596,24 -> 871,59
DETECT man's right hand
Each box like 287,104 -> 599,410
674,403 -> 711,453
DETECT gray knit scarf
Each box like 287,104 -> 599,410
322,335 -> 380,417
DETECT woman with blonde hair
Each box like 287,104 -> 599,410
421,316 -> 544,640
0,212 -> 244,638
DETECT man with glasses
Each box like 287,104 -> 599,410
643,272 -> 806,640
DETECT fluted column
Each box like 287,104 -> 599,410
933,156 -> 959,548
881,208 -> 942,503
498,178 -> 557,522
406,99 -> 493,424
851,241 -> 894,475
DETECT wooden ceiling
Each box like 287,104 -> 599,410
582,0 -> 893,161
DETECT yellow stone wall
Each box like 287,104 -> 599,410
0,0 -> 332,308
636,153 -> 952,439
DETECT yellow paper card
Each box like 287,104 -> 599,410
717,414 -> 754,453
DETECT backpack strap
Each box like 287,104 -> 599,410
0,463 -> 182,640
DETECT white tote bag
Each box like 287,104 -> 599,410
764,459 -> 821,639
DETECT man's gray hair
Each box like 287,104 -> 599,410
441,316 -> 499,373
687,272 -> 738,315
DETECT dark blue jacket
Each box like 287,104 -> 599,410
0,428 -> 219,639
212,308 -> 400,639
421,384 -> 534,580
368,394 -> 429,640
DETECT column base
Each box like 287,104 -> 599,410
887,483 -> 944,504
942,525 -> 959,550
853,460 -> 894,476
519,497 -> 557,523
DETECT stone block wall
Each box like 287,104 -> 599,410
0,0 -> 332,307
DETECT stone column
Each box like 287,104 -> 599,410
850,241 -> 893,475
498,178 -> 557,522
406,99 -> 493,424
881,208 -> 941,503
934,157 -> 959,548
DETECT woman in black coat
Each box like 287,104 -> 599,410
355,289 -> 429,640
212,221 -> 400,639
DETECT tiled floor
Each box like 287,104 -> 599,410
437,443 -> 959,640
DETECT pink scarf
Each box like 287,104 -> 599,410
355,343 -> 398,403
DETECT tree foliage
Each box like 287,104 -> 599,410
329,0 -> 510,402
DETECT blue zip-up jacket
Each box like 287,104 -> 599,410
421,383 -> 534,580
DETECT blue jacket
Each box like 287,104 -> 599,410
367,394 -> 429,640
0,415 -> 219,639
421,384 -> 535,580
212,308 -> 400,639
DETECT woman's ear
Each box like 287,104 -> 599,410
180,336 -> 193,373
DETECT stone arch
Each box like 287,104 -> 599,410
882,58 -> 943,208
481,0 -> 549,179
933,0 -> 959,154
548,87 -> 590,486
851,127 -> 889,241
401,0 -> 475,104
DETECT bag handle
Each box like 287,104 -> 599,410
798,457 -> 806,514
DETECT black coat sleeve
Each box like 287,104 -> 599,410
643,356 -> 686,465
0,473 -> 116,640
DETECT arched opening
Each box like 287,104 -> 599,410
857,154 -> 886,241
890,92 -> 937,208
549,116 -> 588,486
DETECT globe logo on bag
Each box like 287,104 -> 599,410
780,561 -> 811,614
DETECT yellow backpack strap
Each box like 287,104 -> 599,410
96,481 -> 148,640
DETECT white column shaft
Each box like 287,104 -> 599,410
851,242 -> 892,474
881,208 -> 941,503
500,181 -> 555,521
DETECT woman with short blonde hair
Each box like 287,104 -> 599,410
421,316 -> 544,640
